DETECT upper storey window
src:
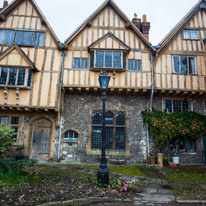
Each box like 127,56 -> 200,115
173,56 -> 196,74
0,29 -> 45,47
0,67 -> 33,87
90,51 -> 126,71
182,30 -> 199,40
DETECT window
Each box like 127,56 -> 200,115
0,29 -> 45,47
90,51 -> 126,69
64,130 -> 78,141
73,58 -> 88,69
173,56 -> 196,74
183,30 -> 199,40
0,67 -> 33,87
92,111 -> 126,150
128,60 -> 141,71
170,137 -> 195,153
0,116 -> 20,141
163,99 -> 191,113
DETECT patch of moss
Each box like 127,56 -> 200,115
173,186 -> 206,200
167,173 -> 206,185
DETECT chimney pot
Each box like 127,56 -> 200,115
134,13 -> 137,19
3,1 -> 8,9
132,13 -> 141,30
143,15 -> 147,22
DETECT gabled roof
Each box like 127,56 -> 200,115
88,32 -> 131,51
64,0 -> 154,51
0,0 -> 60,47
0,43 -> 39,71
157,0 -> 205,53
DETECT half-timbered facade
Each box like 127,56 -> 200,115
0,0 -> 205,163
61,0 -> 154,163
153,0 -> 206,164
0,0 -> 62,160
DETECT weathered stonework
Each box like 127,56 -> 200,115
61,93 -> 148,164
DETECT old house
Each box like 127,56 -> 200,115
0,0 -> 205,164
0,0 -> 62,160
60,0 -> 155,163
153,0 -> 206,163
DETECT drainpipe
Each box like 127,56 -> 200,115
146,49 -> 155,156
146,46 -> 160,156
57,43 -> 66,160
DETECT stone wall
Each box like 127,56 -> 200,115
62,93 -> 148,164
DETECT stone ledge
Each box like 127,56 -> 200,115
38,197 -> 132,206
86,149 -> 130,156
177,200 -> 206,204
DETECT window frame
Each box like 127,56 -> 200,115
128,59 -> 141,71
0,29 -> 45,47
163,99 -> 192,113
0,67 -> 33,88
63,130 -> 78,142
182,29 -> 199,40
92,50 -> 124,69
73,58 -> 88,69
0,115 -> 20,143
172,55 -> 197,74
91,111 -> 126,151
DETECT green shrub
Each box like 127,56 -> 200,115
0,125 -> 16,157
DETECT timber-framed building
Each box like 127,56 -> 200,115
0,0 -> 205,164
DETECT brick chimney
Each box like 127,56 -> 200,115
132,13 -> 151,41
0,1 -> 8,11
132,13 -> 141,30
141,14 -> 151,41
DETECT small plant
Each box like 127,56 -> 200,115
163,157 -> 169,162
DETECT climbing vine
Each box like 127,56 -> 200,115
141,110 -> 206,152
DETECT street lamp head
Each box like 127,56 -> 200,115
99,71 -> 111,90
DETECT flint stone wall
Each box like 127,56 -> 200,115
62,93 -> 148,164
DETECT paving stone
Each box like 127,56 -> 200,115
73,198 -> 88,205
145,187 -> 157,193
133,198 -> 142,201
158,189 -> 173,195
62,200 -> 74,206
134,202 -> 142,205
48,202 -> 62,206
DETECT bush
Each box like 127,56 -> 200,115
0,158 -> 39,186
0,125 -> 16,157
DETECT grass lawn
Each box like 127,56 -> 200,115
173,186 -> 206,200
62,164 -> 145,177
167,173 -> 206,185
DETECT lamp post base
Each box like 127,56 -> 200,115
97,167 -> 109,185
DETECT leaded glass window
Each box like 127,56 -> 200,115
82,58 -> 88,69
0,29 -> 45,47
92,111 -> 126,150
0,116 -> 9,125
0,68 -> 8,84
163,99 -> 191,113
0,30 -> 6,44
0,67 -> 33,87
93,51 -> 124,69
8,68 -> 17,85
64,130 -> 78,140
128,60 -> 141,71
183,30 -> 199,40
173,56 -> 196,74
74,58 -> 80,69
17,69 -> 25,86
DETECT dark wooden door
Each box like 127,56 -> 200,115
32,120 -> 51,160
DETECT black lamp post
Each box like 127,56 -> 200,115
97,71 -> 111,185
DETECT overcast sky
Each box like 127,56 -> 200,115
1,0 -> 199,45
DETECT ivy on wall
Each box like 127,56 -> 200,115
141,110 -> 206,152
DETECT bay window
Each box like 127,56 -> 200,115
90,51 -> 126,70
0,67 -> 33,87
